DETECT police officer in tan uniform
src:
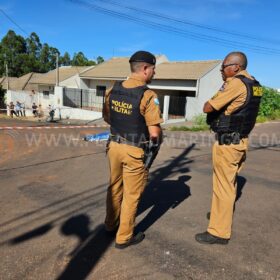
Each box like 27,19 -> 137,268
103,51 -> 163,249
195,52 -> 262,244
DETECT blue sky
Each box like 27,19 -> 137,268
0,0 -> 279,88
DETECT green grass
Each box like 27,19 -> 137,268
169,125 -> 209,132
168,109 -> 280,132
168,114 -> 210,131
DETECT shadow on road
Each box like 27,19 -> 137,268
56,215 -> 113,280
5,143 -> 196,280
136,175 -> 191,233
0,151 -> 104,172
136,143 -> 195,233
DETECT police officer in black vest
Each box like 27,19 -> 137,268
195,51 -> 263,244
103,51 -> 163,249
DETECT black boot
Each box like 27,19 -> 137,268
195,231 -> 229,245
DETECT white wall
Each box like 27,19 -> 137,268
53,86 -> 103,121
6,88 -> 102,121
151,79 -> 196,89
38,85 -> 54,93
185,63 -> 223,120
56,107 -> 102,121
60,74 -> 81,89
88,79 -> 116,89
6,90 -> 54,116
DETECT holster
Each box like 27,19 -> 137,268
143,141 -> 161,169
216,132 -> 241,145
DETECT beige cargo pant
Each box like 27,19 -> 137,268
105,141 -> 148,244
207,138 -> 248,239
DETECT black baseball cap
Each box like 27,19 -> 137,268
129,51 -> 156,65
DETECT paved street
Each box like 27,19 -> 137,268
0,119 -> 279,280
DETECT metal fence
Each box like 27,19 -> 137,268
168,95 -> 186,119
63,88 -> 104,112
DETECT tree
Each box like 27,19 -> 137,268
96,56 -> 104,64
0,30 -> 27,77
48,47 -> 60,70
39,43 -> 51,72
71,52 -> 89,66
26,32 -> 42,58
60,52 -> 71,66
0,30 -> 104,76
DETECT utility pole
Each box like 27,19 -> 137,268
5,63 -> 9,90
56,53 -> 59,86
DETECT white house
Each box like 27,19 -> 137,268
3,58 -> 223,122
78,56 -> 223,121
3,66 -> 95,117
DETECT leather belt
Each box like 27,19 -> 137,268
109,135 -> 147,149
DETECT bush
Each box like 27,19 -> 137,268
258,87 -> 280,117
193,114 -> 207,126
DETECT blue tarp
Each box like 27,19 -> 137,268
84,131 -> 110,142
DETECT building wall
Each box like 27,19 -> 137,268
54,86 -> 102,121
6,90 -> 55,116
185,63 -> 222,120
38,85 -> 54,94
89,79 -> 117,90
151,79 -> 196,88
60,74 -> 81,88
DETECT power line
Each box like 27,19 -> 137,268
95,0 -> 280,45
67,0 -> 280,55
0,8 -> 29,36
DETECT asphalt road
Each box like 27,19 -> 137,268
0,119 -> 279,280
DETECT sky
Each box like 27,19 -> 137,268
0,0 -> 280,88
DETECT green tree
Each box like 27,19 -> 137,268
0,30 -> 27,77
96,56 -> 104,64
0,30 -> 104,76
26,32 -> 42,58
60,52 -> 71,66
258,87 -> 280,118
39,43 -> 51,72
71,51 -> 89,66
48,47 -> 60,70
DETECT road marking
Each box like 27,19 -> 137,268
0,125 -> 109,130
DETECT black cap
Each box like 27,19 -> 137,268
129,51 -> 156,65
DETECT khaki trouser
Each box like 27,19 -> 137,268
207,138 -> 248,239
105,141 -> 148,244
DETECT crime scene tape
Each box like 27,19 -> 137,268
0,125 -> 109,130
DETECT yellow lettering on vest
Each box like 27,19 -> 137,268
111,99 -> 133,114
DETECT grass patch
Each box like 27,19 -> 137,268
169,125 -> 209,132
168,114 -> 210,131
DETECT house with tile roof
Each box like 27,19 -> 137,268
79,56 -> 223,121
4,66 -> 94,115
1,66 -> 94,92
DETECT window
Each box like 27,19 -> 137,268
43,91 -> 50,98
96,86 -> 106,97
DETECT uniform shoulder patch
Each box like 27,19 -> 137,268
154,97 -> 160,105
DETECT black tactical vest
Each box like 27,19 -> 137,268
109,81 -> 150,144
207,75 -> 262,137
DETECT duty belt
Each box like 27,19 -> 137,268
109,135 -> 147,149
216,132 -> 245,145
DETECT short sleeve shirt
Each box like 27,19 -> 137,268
103,76 -> 163,126
208,70 -> 253,115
